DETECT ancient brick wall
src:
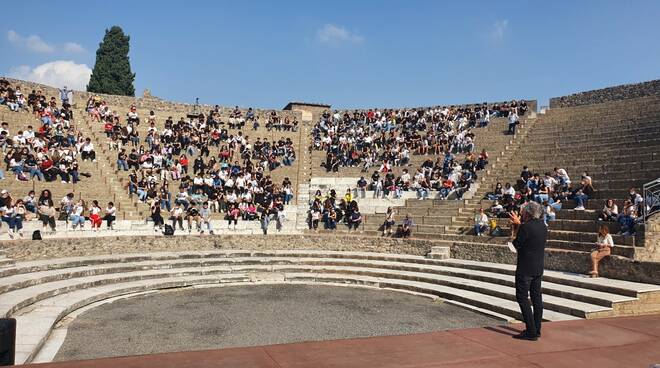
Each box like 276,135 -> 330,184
550,80 -> 660,108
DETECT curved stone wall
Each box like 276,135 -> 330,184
550,79 -> 660,108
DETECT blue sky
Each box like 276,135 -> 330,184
2,0 -> 659,109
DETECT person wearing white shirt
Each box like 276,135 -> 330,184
589,225 -> 613,277
81,138 -> 96,162
104,202 -> 116,230
473,208 -> 489,236
400,170 -> 411,188
507,110 -> 519,135
553,167 -> 570,186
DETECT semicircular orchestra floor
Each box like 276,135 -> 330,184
54,284 -> 500,361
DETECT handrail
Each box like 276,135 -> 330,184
642,177 -> 660,224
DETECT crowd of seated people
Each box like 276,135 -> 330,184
484,166 -> 594,231
306,188 -> 363,231
598,188 -> 646,236
0,80 -> 94,183
484,165 -> 649,237
304,189 -> 417,238
350,148 -> 489,201
92,102 -> 297,172
0,188 -> 116,237
84,101 -> 297,225
131,161 -> 293,234
312,101 -> 527,173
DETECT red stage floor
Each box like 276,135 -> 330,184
25,314 -> 660,368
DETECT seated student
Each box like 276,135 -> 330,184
599,199 -> 619,221
543,200 -> 555,225
186,205 -> 201,233
103,202 -> 116,230
347,210 -> 362,231
617,200 -> 637,236
150,201 -> 164,231
502,182 -> 516,203
80,138 -> 96,162
199,202 -> 213,234
486,182 -> 504,201
589,225 -> 613,278
382,207 -> 396,236
415,177 -> 430,200
170,203 -> 185,231
553,167 -> 571,187
517,166 -> 532,190
476,149 -> 489,170
227,204 -> 240,230
490,200 -> 505,217
69,200 -> 86,230
628,188 -> 644,217
473,208 -> 489,236
89,200 -> 103,231
398,214 -> 414,238
440,176 -> 455,199
572,176 -> 594,210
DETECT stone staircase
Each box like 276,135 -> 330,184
2,249 -> 660,364
454,95 -> 660,258
296,114 -> 536,236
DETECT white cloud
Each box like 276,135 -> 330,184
7,30 -> 55,53
63,42 -> 85,53
489,20 -> 509,42
9,60 -> 92,90
7,30 -> 85,53
316,24 -> 364,45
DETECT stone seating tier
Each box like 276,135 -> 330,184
1,249 -> 658,364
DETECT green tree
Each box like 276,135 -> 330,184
87,26 -> 135,96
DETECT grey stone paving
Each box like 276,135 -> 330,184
55,284 -> 499,361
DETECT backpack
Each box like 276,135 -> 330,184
32,230 -> 42,240
163,224 -> 174,236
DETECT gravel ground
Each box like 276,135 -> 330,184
55,284 -> 500,361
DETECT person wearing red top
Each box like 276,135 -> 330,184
477,149 -> 489,170
179,154 -> 189,174
227,205 -> 240,230
104,122 -> 114,138
440,177 -> 454,199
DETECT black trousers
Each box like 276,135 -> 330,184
515,274 -> 543,335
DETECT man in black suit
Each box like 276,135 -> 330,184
509,201 -> 547,341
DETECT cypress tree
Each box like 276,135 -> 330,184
87,26 -> 135,96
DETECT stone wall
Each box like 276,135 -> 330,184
1,234 -> 435,261
2,234 -> 659,285
1,77 -> 301,119
450,241 -> 660,285
3,76 -> 537,116
637,213 -> 660,262
549,79 -> 660,108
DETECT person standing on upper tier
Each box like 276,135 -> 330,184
509,201 -> 547,341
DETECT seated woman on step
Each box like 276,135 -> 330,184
589,225 -> 613,278
381,207 -> 396,236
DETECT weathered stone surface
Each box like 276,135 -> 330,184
2,235 -> 659,285
450,241 -> 660,285
0,235 -> 434,261
550,79 -> 660,108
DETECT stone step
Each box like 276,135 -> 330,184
285,273 -> 579,322
12,273 -> 252,364
0,258 -> 615,316
438,258 -> 660,297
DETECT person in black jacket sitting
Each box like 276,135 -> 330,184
509,201 -> 547,341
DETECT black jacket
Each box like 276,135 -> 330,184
513,218 -> 547,276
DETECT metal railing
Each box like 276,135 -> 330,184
643,177 -> 660,224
